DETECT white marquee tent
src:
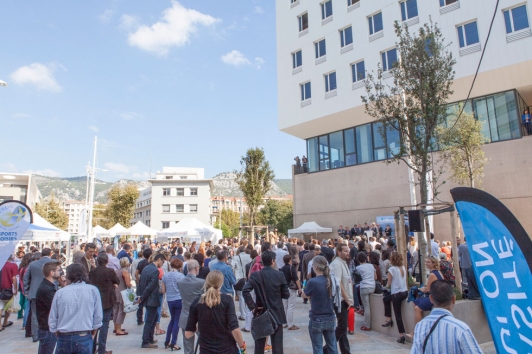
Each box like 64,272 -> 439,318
116,221 -> 157,237
92,225 -> 109,239
157,218 -> 222,244
22,213 -> 70,242
288,221 -> 332,238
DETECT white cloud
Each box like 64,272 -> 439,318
221,50 -> 251,67
119,111 -> 141,121
88,126 -> 99,133
99,9 -> 114,23
254,6 -> 264,14
104,162 -> 131,174
119,14 -> 140,31
22,169 -> 61,177
131,172 -> 150,180
255,57 -> 266,69
10,63 -> 62,92
123,1 -> 219,56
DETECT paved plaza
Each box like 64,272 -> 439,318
0,298 -> 496,353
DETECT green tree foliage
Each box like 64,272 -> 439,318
363,20 -> 456,279
234,148 -> 275,230
438,110 -> 489,188
257,200 -> 293,235
214,223 -> 231,238
218,208 -> 241,237
35,196 -> 69,230
104,184 -> 139,227
92,205 -> 111,229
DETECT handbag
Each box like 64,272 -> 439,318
251,272 -> 278,340
0,288 -> 13,301
374,280 -> 384,295
121,288 -> 139,313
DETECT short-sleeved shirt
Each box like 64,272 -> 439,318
1,261 -> 18,290
186,294 -> 239,354
304,275 -> 336,321
162,271 -> 185,302
356,263 -> 375,289
136,259 -> 149,276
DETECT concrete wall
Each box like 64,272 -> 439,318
294,137 -> 532,240
368,294 -> 493,344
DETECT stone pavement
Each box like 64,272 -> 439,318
0,298 -> 495,353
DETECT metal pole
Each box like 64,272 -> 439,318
450,209 -> 463,294
87,136 -> 97,242
398,208 -> 408,287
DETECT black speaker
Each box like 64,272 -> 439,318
408,210 -> 425,232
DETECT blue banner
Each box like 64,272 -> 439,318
451,187 -> 532,354
0,200 -> 33,269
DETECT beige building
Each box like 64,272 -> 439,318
0,173 -> 41,210
277,0 -> 532,238
60,200 -> 86,235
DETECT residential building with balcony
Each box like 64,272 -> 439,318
60,200 -> 86,235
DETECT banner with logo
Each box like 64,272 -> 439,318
451,187 -> 532,354
0,200 -> 33,270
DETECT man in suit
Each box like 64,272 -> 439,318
176,260 -> 204,354
23,248 -> 55,342
75,242 -> 97,278
243,251 -> 289,354
137,253 -> 165,349
320,239 -> 335,264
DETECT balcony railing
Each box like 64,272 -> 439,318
293,164 -> 307,175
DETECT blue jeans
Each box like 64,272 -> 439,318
55,332 -> 93,354
96,308 -> 113,354
142,306 -> 159,346
23,297 -> 31,327
165,299 -> 182,346
38,329 -> 57,354
309,318 -> 337,354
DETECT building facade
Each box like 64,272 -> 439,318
130,167 -> 214,229
60,200 -> 86,235
0,173 -> 41,209
277,0 -> 532,237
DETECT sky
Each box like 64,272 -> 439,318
0,0 -> 303,181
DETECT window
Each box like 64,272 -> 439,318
351,61 -> 365,82
324,72 -> 337,92
321,0 -> 333,19
344,128 -> 356,166
368,12 -> 383,35
176,204 -> 184,213
180,176 -> 187,179
162,205 -> 170,213
190,205 -> 198,213
307,137 -> 319,172
162,222 -> 169,229
439,0 -> 458,6
381,48 -> 398,71
298,13 -> 308,32
340,26 -> 353,47
457,21 -> 480,48
146,220 -> 150,227
163,188 -> 170,196
318,135 -> 329,170
315,39 -> 326,58
356,124 -> 373,164
400,0 -> 418,21
146,210 -> 150,216
138,211 -> 143,218
329,131 -> 344,168
165,176 -> 172,179
300,82 -> 311,101
504,5 -> 530,33
190,188 -> 198,196
176,188 -> 184,196
348,0 -> 360,6
292,50 -> 302,69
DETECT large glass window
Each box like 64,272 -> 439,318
457,22 -> 480,48
356,124 -> 373,163
321,0 -> 333,19
324,72 -> 337,92
386,125 -> 401,158
315,39 -> 327,58
292,50 -> 302,69
344,128 -> 356,166
382,48 -> 398,71
373,122 -> 387,160
301,82 -> 311,101
504,5 -> 530,34
368,12 -> 383,35
351,61 -> 365,82
319,135 -> 330,170
298,13 -> 308,32
400,0 -> 418,21
473,92 -> 520,141
329,131 -> 345,168
307,138 -> 319,172
340,26 -> 353,47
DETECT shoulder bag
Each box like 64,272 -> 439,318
251,271 -> 278,340
422,314 -> 448,353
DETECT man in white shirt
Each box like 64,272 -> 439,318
232,246 -> 252,320
274,241 -> 288,268
430,233 -> 440,256
368,237 -> 378,252
106,245 -> 120,271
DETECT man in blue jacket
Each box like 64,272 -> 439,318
210,250 -> 236,295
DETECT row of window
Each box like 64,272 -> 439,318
134,210 -> 151,218
164,175 -> 188,179
305,90 -> 521,173
162,187 -> 198,196
136,200 -> 151,208
162,204 -> 198,213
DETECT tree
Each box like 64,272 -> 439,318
35,196 -> 68,230
438,110 -> 489,188
257,200 -> 294,235
104,184 -> 139,227
214,223 -> 231,238
234,148 -> 275,232
362,20 -> 456,279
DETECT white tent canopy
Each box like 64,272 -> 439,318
22,213 -> 70,242
288,221 -> 332,235
157,218 -> 222,244
92,225 -> 109,238
117,221 -> 157,236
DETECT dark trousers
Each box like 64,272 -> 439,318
383,291 -> 408,334
25,305 -> 33,338
137,302 -> 144,324
465,267 -> 480,299
95,308 -> 112,354
142,306 -> 159,346
31,299 -> 39,342
254,323 -> 283,354
324,300 -> 350,354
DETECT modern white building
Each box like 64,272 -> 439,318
277,0 -> 532,237
60,200 -> 86,235
0,173 -> 41,209
130,167 -> 214,229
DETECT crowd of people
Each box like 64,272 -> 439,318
0,231 -> 483,354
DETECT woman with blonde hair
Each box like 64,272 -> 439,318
381,252 -> 408,344
113,257 -> 131,335
408,256 -> 444,337
184,270 -> 245,354
198,242 -> 206,256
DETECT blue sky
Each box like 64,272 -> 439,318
0,1 -> 303,181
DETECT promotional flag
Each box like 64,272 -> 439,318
0,200 -> 33,269
451,187 -> 532,354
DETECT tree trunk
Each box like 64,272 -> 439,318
417,164 -> 429,282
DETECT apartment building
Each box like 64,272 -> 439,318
60,200 -> 86,235
130,167 -> 214,229
277,0 -> 532,236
